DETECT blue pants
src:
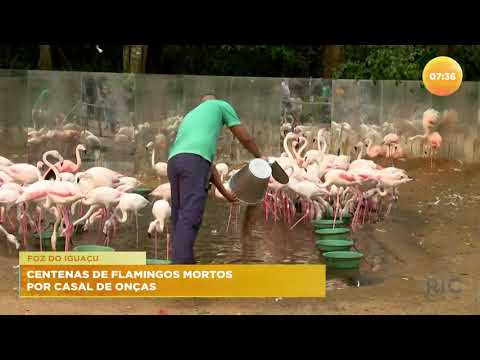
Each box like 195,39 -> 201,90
167,154 -> 211,264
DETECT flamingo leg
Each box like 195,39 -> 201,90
289,212 -> 308,231
333,192 -> 340,229
38,208 -> 43,252
154,230 -> 158,259
135,212 -> 139,248
166,232 -> 170,261
226,204 -> 233,233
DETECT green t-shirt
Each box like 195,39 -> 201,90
168,99 -> 241,163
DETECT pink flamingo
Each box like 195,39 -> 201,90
426,132 -> 442,168
56,144 -> 86,173
0,224 -> 19,249
108,193 -> 150,247
3,161 -> 44,185
382,133 -> 400,155
73,186 -> 123,240
365,139 -> 387,159
150,183 -> 171,201
147,199 -> 171,259
34,156 -> 85,251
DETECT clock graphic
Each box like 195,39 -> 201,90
423,56 -> 463,96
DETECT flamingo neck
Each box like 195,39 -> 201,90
357,144 -> 364,160
298,137 -> 308,158
75,146 -> 82,168
317,129 -> 323,151
151,147 -> 156,168
365,139 -> 373,156
284,136 -> 300,171
116,207 -> 128,223
42,152 -> 60,180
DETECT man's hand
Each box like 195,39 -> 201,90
225,191 -> 239,204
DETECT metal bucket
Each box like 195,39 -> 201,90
228,158 -> 272,205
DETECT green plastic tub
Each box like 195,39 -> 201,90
33,231 -> 65,250
311,218 -> 348,229
323,214 -> 352,225
316,239 -> 353,252
133,187 -> 152,197
339,214 -> 352,225
323,251 -> 364,269
146,259 -> 172,265
315,227 -> 351,240
73,245 -> 115,252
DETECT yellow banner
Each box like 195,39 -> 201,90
19,265 -> 326,298
19,252 -> 146,265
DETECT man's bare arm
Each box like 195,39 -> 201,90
210,165 -> 238,203
229,125 -> 262,159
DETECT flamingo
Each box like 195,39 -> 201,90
365,138 -> 387,159
0,156 -> 13,168
0,187 -> 20,231
303,128 -> 328,165
72,186 -> 123,229
81,167 -> 124,188
118,176 -> 142,189
109,193 -> 150,247
382,133 -> 400,157
0,224 -> 19,249
426,132 -> 442,168
56,144 -> 86,173
150,183 -> 171,201
3,160 -> 45,185
350,142 -> 382,171
146,141 -> 167,177
215,163 -> 229,180
147,199 -> 171,259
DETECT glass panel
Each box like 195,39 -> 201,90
431,81 -> 478,162
0,70 -> 28,162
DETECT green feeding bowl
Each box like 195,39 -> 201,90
324,214 -> 352,225
315,227 -> 351,240
323,251 -> 364,269
133,187 -> 152,197
33,231 -> 65,250
312,218 -> 348,229
146,259 -> 172,265
73,245 -> 115,252
316,239 -> 353,253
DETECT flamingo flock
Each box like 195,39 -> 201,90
0,105 -> 460,261
0,143 -> 171,258
260,127 -> 414,231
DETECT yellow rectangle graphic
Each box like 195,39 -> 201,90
19,265 -> 326,298
19,252 -> 146,265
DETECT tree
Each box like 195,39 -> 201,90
123,45 -> 148,73
323,45 -> 344,78
37,45 -> 52,70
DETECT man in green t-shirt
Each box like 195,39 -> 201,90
167,93 -> 263,264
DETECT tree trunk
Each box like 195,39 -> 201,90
322,45 -> 344,79
37,45 -> 52,70
123,45 -> 148,73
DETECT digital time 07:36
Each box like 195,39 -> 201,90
428,72 -> 457,81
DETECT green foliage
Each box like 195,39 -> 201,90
333,45 -> 438,82
3,44 -> 480,82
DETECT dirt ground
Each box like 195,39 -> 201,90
1,158 -> 480,315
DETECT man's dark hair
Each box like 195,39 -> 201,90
200,92 -> 217,102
